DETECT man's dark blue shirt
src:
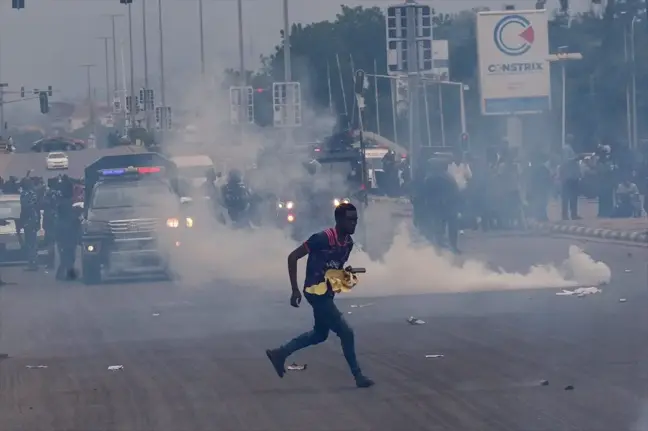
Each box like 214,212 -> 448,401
303,228 -> 353,298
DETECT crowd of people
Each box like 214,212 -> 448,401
0,173 -> 82,277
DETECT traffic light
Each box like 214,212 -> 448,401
20,87 -> 25,98
354,69 -> 366,95
12,0 -> 25,10
39,92 -> 49,114
47,85 -> 53,97
146,89 -> 154,110
126,95 -> 132,114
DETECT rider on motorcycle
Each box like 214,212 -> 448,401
221,169 -> 251,222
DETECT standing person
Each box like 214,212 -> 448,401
265,203 -> 374,388
559,145 -> 581,220
55,200 -> 81,280
19,178 -> 40,271
42,179 -> 62,269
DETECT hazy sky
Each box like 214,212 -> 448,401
0,0 -> 589,114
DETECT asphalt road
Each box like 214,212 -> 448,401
0,234 -> 646,431
0,147 -> 144,180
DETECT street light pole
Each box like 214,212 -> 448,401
199,0 -> 205,78
142,0 -> 150,93
105,14 -> 123,100
549,47 -> 582,149
127,4 -> 136,127
630,16 -> 639,149
237,0 -> 245,83
158,0 -> 166,107
142,0 -> 150,129
96,37 -> 112,108
80,64 -> 96,128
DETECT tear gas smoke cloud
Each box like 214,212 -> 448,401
168,217 -> 611,294
151,68 -> 611,296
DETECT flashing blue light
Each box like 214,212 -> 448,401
99,168 -> 126,176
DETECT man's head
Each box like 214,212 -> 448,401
334,202 -> 358,235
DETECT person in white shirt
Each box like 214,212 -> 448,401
615,178 -> 641,217
448,150 -> 472,191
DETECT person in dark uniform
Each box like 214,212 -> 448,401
265,203 -> 374,388
42,179 -> 63,269
221,170 -> 250,222
19,178 -> 41,271
423,159 -> 461,253
55,200 -> 81,280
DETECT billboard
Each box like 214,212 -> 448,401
428,40 -> 449,81
476,10 -> 550,115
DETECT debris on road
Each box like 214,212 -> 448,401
286,363 -> 307,371
107,365 -> 124,371
347,311 -> 352,315
25,365 -> 48,369
425,354 -> 443,359
556,287 -> 602,297
407,316 -> 425,325
619,298 -> 627,303
350,303 -> 374,308
625,269 -> 632,273
564,385 -> 574,390
540,380 -> 549,386
152,313 -> 160,317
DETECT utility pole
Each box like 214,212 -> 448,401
80,64 -> 96,129
142,0 -> 151,129
199,0 -> 205,78
124,3 -> 136,128
282,0 -> 292,144
405,0 -> 420,178
158,0 -> 166,107
237,0 -> 245,84
105,14 -> 123,99
96,37 -> 112,108
0,15 -> 5,133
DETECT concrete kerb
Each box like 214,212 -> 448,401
527,221 -> 648,243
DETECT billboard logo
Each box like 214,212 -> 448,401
493,14 -> 535,56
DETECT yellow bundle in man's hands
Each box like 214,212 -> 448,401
304,269 -> 359,295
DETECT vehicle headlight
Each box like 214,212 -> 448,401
286,201 -> 294,209
166,217 -> 179,228
278,202 -> 284,209
185,217 -> 193,228
333,199 -> 341,207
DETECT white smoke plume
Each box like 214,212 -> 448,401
169,220 -> 611,295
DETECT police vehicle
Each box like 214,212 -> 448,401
80,153 -> 193,284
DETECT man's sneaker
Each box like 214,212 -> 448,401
265,349 -> 286,378
355,374 -> 375,388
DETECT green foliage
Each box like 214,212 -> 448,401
246,3 -> 647,150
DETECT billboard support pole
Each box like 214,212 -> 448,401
405,0 -> 420,179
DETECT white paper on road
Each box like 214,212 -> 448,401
350,303 -> 374,308
108,365 -> 124,371
25,365 -> 48,369
407,317 -> 425,325
556,287 -> 602,297
425,354 -> 444,359
287,363 -> 307,371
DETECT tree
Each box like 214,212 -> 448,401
250,4 -> 648,152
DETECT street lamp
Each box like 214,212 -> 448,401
96,37 -> 112,108
630,15 -> 640,149
549,46 -> 583,149
104,14 -> 124,101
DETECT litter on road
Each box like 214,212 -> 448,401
407,317 -> 425,325
108,365 -> 124,371
286,363 -> 307,371
556,287 -> 602,297
152,313 -> 160,317
625,269 -> 632,273
25,365 -> 48,369
619,298 -> 627,303
425,354 -> 443,359
350,303 -> 374,309
540,380 -> 549,386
